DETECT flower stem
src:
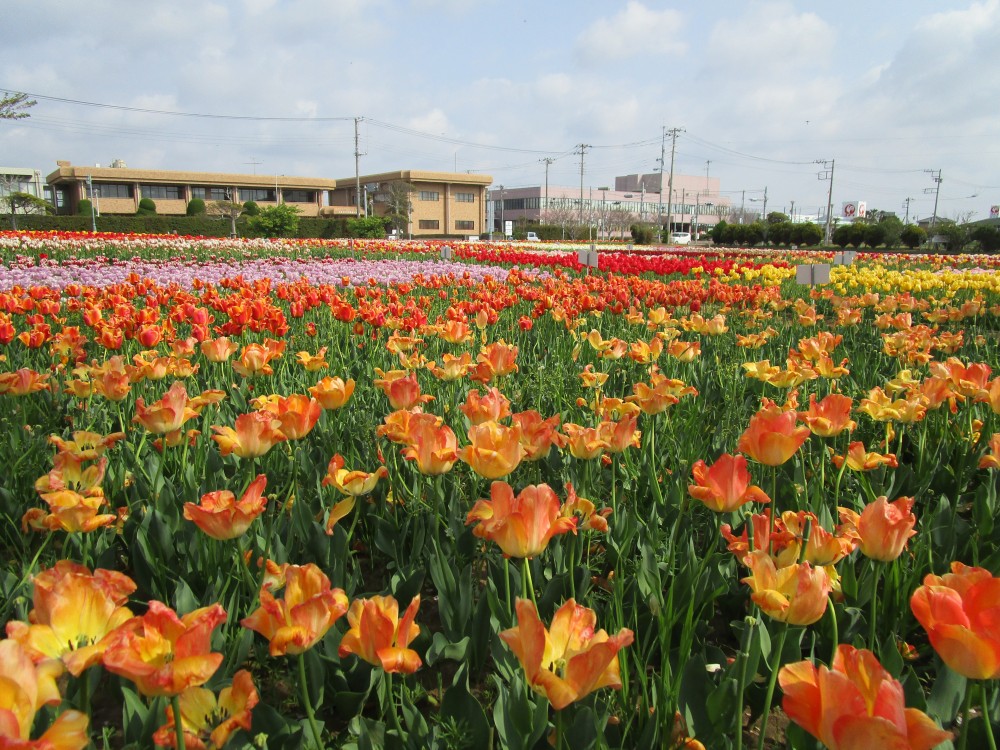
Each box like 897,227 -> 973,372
958,679 -> 974,750
983,681 -> 997,750
868,561 -> 882,654
298,652 -> 324,750
734,614 -> 756,750
171,694 -> 187,750
385,671 -> 405,743
757,621 -> 789,750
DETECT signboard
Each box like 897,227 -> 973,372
991,205 -> 999,218
441,245 -> 453,260
577,249 -> 599,268
504,220 -> 513,239
833,251 -> 856,266
796,264 -> 830,285
842,201 -> 867,219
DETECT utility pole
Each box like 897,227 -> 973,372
354,117 -> 363,218
664,127 -> 683,237
924,169 -> 942,228
577,144 -> 590,231
790,200 -> 795,223
657,126 -> 666,241
816,159 -> 835,245
541,157 -> 555,221
705,160 -> 711,192
740,190 -> 745,224
903,197 -> 912,225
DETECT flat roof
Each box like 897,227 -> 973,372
46,163 -> 338,190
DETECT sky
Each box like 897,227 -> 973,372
2,0 -> 999,223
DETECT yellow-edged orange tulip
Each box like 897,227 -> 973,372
401,415 -> 458,475
153,669 -> 259,750
459,386 -> 511,425
831,441 -> 899,472
780,645 -> 951,750
688,453 -> 771,513
338,595 -> 422,674
241,564 -> 348,656
133,381 -> 199,435
211,411 -> 287,459
798,393 -> 856,437
737,406 -> 810,466
200,337 -> 240,363
499,598 -> 634,711
375,370 -> 433,411
259,393 -> 322,440
512,411 -> 565,461
183,475 -> 268,540
457,421 -> 523,479
842,496 -> 917,562
322,454 -> 388,496
910,562 -> 1000,679
741,550 -> 830,625
979,433 -> 1000,470
465,481 -> 576,558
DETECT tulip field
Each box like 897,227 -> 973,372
2,229 -> 1000,750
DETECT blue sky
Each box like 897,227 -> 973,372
2,0 -> 998,221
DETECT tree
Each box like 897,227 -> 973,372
0,92 -> 36,120
382,182 -> 415,237
137,197 -> 157,216
792,223 -> 824,247
710,220 -> 728,245
208,199 -> 244,238
766,211 -> 789,225
242,200 -> 260,216
5,191 -> 53,229
248,204 -> 300,238
970,225 -> 1000,253
932,220 -> 969,253
347,215 -> 389,238
900,225 -> 927,250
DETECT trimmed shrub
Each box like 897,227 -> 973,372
242,201 -> 260,216
137,198 -> 157,216
186,198 -> 206,216
77,199 -> 94,217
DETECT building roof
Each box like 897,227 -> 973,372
341,170 -> 492,188
46,162 -> 339,190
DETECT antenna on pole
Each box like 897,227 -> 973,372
924,169 -> 942,228
244,157 -> 262,175
577,144 -> 590,231
541,157 -> 555,221
664,127 -> 684,239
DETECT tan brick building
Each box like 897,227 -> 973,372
326,170 -> 492,238
45,162 -> 492,237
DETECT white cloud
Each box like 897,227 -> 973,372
575,2 -> 686,63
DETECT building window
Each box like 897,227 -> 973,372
93,183 -> 133,199
191,186 -> 230,201
283,190 -> 316,203
141,185 -> 182,200
455,192 -> 475,203
419,220 -> 440,229
419,191 -> 440,201
456,220 -> 475,230
238,188 -> 277,202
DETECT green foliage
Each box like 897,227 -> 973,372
792,222 -> 824,247
629,223 -> 655,244
900,224 -> 927,249
242,200 -> 260,216
247,203 -> 301,238
970,225 -> 1000,253
864,222 -> 888,248
766,211 -> 789,225
766,221 -> 793,245
932,221 -> 969,253
833,223 -> 866,248
137,197 -> 157,216
710,220 -> 728,245
77,198 -> 94,217
346,215 -> 389,238
0,91 -> 35,119
186,198 -> 206,216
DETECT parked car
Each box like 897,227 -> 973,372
669,231 -> 692,245
526,231 -> 540,242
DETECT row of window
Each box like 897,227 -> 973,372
417,220 -> 477,231
492,197 -> 725,215
89,183 -> 318,204
419,191 -> 477,202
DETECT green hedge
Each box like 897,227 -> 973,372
8,214 -> 353,239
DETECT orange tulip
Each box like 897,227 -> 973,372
242,564 -> 348,656
377,408 -> 431,444
579,363 -> 609,388
183,475 -> 268,540
401,415 -> 458,475
979,433 -> 1000,469
841,496 -> 916,562
688,453 -> 771,513
597,414 -> 641,454
466,481 -> 577,558
910,562 -> 1000,679
499,598 -> 634,711
512,411 -> 565,461
561,423 -> 610,460
667,339 -> 701,362
322,454 -> 388,496
295,347 -> 329,372
374,370 -> 433,410
338,595 -> 422,674
737,405 -> 811,466
133,381 -> 199,436
478,340 -> 519,377
200,337 -> 240,363
0,639 -> 88,749
211,411 -> 287,459
258,393 -> 322,440
798,393 -> 856,437
102,601 -> 227,697
929,357 -> 992,399
47,431 -> 126,461
426,352 -> 475,381
0,368 -> 51,396
231,343 -> 275,377
457,421 -> 524,479
459,387 -> 511,425
780,645 -> 951,750
308,376 -> 355,410
780,510 -> 858,568
742,550 -> 830,625
91,365 -> 132,401
25,490 -> 117,534
830,441 -> 899,472
436,320 -> 473,345
153,669 -> 259,750
857,387 -> 927,424
5,560 -> 136,676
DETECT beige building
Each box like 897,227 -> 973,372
46,161 -> 338,218
327,170 -> 492,237
45,162 -> 493,236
